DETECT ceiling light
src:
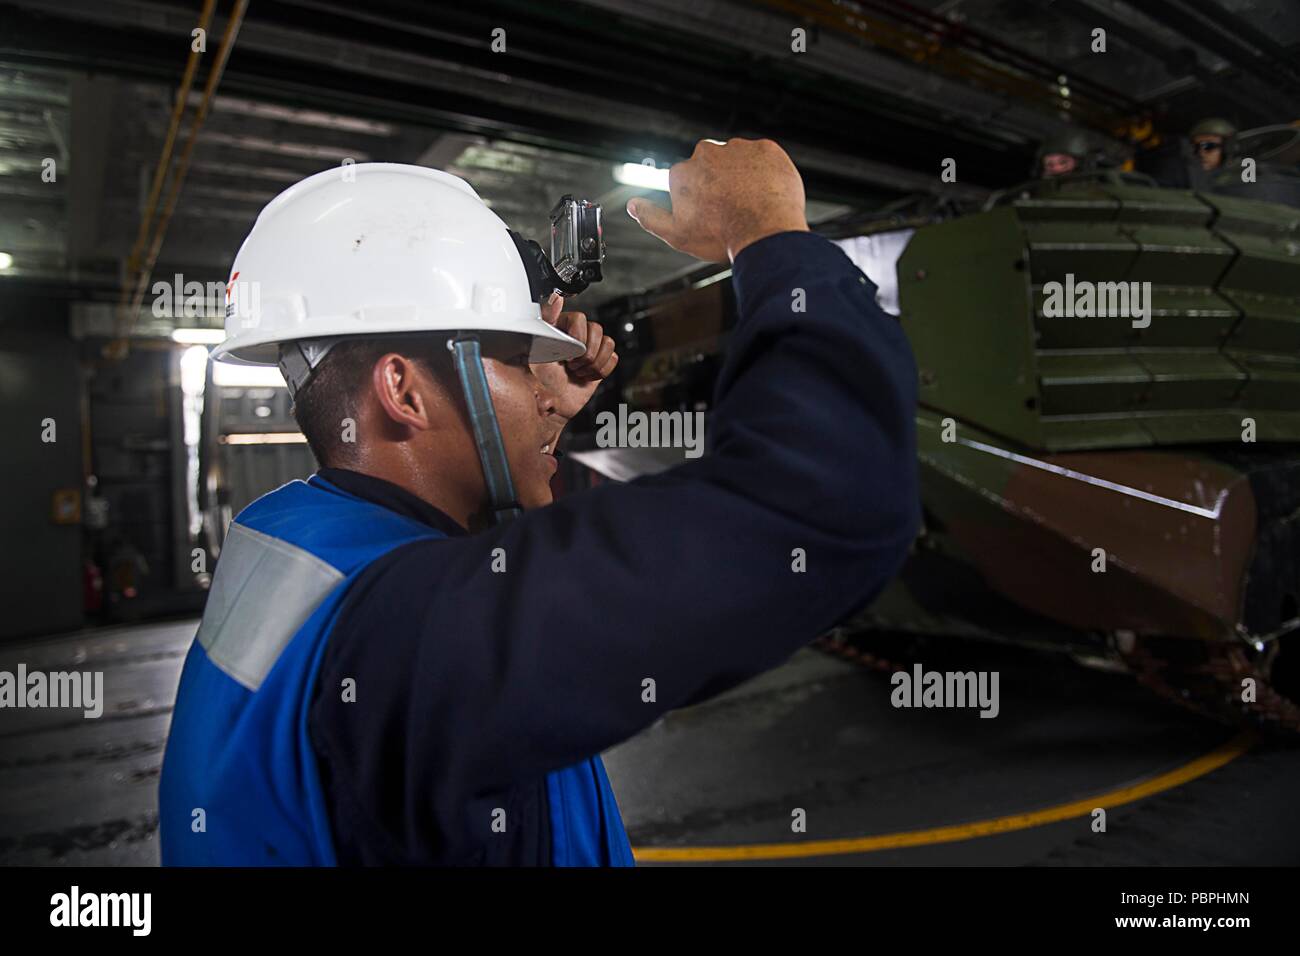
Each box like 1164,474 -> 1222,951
171,327 -> 226,344
0,252 -> 13,270
613,162 -> 670,191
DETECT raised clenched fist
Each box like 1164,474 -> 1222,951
626,138 -> 809,263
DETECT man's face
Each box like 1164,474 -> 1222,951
1042,152 -> 1077,177
476,338 -> 563,511
1192,135 -> 1225,171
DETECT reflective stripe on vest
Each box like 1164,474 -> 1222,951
196,521 -> 344,690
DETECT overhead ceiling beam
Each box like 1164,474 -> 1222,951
1047,0 -> 1299,125
1129,0 -> 1300,98
0,0 -> 1015,197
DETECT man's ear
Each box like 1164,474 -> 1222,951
371,353 -> 434,432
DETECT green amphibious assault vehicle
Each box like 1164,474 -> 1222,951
578,171 -> 1300,732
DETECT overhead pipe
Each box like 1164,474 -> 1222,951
115,0 -> 217,347
112,0 -> 249,355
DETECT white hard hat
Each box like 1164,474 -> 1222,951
211,163 -> 586,367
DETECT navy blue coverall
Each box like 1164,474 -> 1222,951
307,230 -> 920,864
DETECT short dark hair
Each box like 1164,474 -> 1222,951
290,336 -> 453,467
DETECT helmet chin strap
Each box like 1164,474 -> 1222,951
448,333 -> 523,524
278,338 -> 341,401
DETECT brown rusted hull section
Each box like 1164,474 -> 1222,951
967,454 -> 1251,640
915,411 -> 1264,642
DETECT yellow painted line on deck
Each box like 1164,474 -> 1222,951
633,731 -> 1254,863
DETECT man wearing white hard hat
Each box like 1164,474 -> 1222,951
160,139 -> 920,865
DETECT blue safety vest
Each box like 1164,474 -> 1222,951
159,475 -> 633,866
